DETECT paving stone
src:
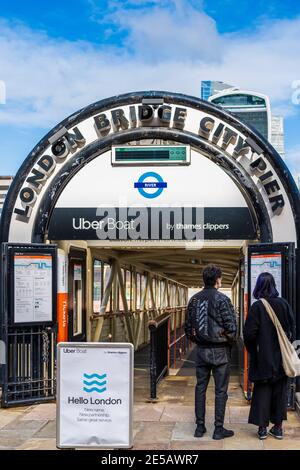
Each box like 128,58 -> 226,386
2,418 -> 47,431
170,440 -> 223,450
160,382 -> 188,389
165,375 -> 187,380
34,420 -> 56,438
223,439 -> 264,450
187,378 -> 197,386
160,405 -> 195,422
182,400 -> 196,406
219,425 -> 266,450
284,425 -> 300,438
286,411 -> 300,426
134,422 -> 175,445
18,438 -> 58,450
132,443 -> 170,450
171,422 -> 214,441
133,422 -> 143,439
2,417 -> 48,435
4,406 -> 31,413
0,412 -> 23,430
156,396 -> 185,404
22,403 -> 56,421
228,406 -> 250,424
134,404 -> 165,422
262,438 -> 300,450
0,435 -> 27,449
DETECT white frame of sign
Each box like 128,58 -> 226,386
56,342 -> 134,449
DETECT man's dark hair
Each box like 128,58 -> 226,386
202,264 -> 222,287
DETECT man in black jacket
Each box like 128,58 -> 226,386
185,264 -> 237,440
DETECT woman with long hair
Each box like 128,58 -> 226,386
243,272 -> 295,440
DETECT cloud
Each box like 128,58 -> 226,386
0,2 -> 299,133
285,145 -> 300,174
100,0 -> 223,62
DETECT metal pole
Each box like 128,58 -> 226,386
116,261 -> 134,345
93,262 -> 116,342
149,327 -> 157,400
167,317 -> 171,369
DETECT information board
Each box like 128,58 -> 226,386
57,342 -> 134,449
250,253 -> 282,304
14,254 -> 53,324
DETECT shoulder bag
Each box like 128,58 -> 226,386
261,298 -> 300,378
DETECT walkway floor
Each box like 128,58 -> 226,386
0,368 -> 300,450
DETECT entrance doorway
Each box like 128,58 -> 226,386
66,242 -> 244,370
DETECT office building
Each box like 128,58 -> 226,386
0,176 -> 13,217
200,81 -> 235,101
202,83 -> 285,157
209,89 -> 271,141
271,115 -> 285,158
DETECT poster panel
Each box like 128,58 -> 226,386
250,253 -> 282,304
14,254 -> 53,323
57,249 -> 68,342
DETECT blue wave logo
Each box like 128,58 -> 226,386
83,373 -> 107,393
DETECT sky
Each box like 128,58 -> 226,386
0,0 -> 299,179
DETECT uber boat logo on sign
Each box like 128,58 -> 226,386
48,207 -> 256,241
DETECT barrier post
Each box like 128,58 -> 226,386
148,312 -> 170,400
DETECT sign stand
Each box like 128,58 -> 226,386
56,342 -> 134,449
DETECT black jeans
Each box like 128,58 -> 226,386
248,376 -> 288,427
195,346 -> 231,428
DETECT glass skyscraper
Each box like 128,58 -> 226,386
200,81 -> 234,101
209,91 -> 270,141
200,81 -> 285,158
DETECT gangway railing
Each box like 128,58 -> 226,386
91,305 -> 189,353
92,305 -> 191,399
165,306 -> 190,369
148,312 -> 170,400
147,306 -> 191,400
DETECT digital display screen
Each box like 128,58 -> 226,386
112,146 -> 190,165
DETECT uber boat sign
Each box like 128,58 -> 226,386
56,342 -> 134,449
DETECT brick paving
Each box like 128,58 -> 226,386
0,371 -> 299,450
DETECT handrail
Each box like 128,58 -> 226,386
91,305 -> 187,320
148,312 -> 171,330
91,306 -> 190,377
